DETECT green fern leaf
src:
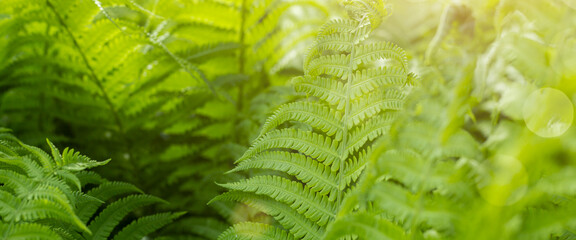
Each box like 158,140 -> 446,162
238,129 -> 341,169
230,151 -> 339,198
218,222 -> 295,240
293,76 -> 347,110
350,67 -> 407,99
353,42 -> 408,70
176,217 -> 230,240
61,147 -> 110,172
219,175 -> 337,226
215,1 -> 413,239
86,194 -> 165,240
76,181 -> 142,223
323,213 -> 407,240
306,54 -> 350,79
259,101 -> 344,141
113,212 -> 186,240
0,130 -> 178,239
213,192 -> 323,240
0,222 -> 63,240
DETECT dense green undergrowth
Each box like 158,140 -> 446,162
2,0 -> 576,239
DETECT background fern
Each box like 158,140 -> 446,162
0,0 -> 333,238
326,0 -> 576,239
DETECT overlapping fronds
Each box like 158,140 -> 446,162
79,179 -> 185,240
0,2 -> 329,236
2,0 -> 576,239
326,85 -> 481,239
213,1 -> 415,239
0,129 -> 181,239
0,0 -> 228,144
328,62 -> 576,240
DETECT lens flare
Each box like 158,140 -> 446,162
523,88 -> 574,138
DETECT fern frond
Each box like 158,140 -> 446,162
346,114 -> 395,154
292,76 -> 347,110
0,133 -> 97,236
323,212 -> 407,240
171,217 -> 230,240
306,54 -> 351,79
76,181 -> 142,222
350,67 -> 407,99
238,129 -> 341,168
348,89 -> 404,128
218,222 -> 295,240
216,1 -> 414,239
313,33 -> 355,53
76,171 -> 107,187
0,169 -> 39,196
353,42 -> 408,70
17,196 -> 88,233
318,19 -> 360,35
305,21 -> 371,68
61,147 -> 111,172
0,222 -> 63,240
0,132 -> 179,239
86,194 -> 165,240
259,101 -> 344,141
213,192 -> 323,240
219,175 -> 337,226
370,181 -> 455,231
230,151 -> 339,198
342,150 -> 371,187
517,205 -> 576,240
86,181 -> 144,200
113,212 -> 186,240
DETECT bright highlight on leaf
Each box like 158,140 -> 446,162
523,88 -> 574,138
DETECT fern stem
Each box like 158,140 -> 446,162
45,0 -> 142,183
408,149 -> 438,237
336,16 -> 365,208
424,3 -> 452,65
46,0 -> 125,135
233,0 -> 248,145
143,0 -> 160,32
38,25 -> 51,134
237,0 -> 247,112
2,222 -> 13,239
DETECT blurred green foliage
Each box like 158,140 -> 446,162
1,0 -> 576,239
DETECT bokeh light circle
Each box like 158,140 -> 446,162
522,88 -> 574,138
478,155 -> 528,206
